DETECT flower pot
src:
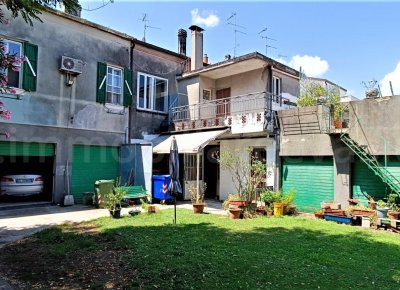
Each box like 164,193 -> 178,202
314,211 -> 324,219
334,120 -> 342,128
376,207 -> 389,219
192,203 -> 205,214
388,210 -> 400,220
287,205 -> 297,215
266,210 -> 274,217
229,208 -> 241,219
273,202 -> 285,217
229,200 -> 249,207
109,208 -> 121,218
148,205 -> 158,213
368,201 -> 377,210
349,209 -> 374,217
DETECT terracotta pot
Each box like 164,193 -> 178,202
388,210 -> 400,220
148,205 -> 158,213
314,212 -> 324,219
229,208 -> 241,219
334,120 -> 342,128
192,203 -> 205,214
350,209 -> 374,217
229,200 -> 250,207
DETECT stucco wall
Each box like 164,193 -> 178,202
348,96 -> 400,155
1,10 -> 130,133
219,137 -> 274,201
272,70 -> 299,98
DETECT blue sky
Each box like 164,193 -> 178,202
79,1 -> 400,98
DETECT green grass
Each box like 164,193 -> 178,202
6,210 -> 400,289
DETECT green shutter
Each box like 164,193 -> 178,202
71,145 -> 119,203
22,42 -> 38,92
282,157 -> 334,212
352,157 -> 400,205
96,62 -> 107,103
0,141 -> 54,156
123,68 -> 133,107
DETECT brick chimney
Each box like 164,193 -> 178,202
189,25 -> 204,71
177,28 -> 187,56
61,1 -> 82,17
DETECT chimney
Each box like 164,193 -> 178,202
189,25 -> 204,71
203,54 -> 209,65
61,1 -> 82,17
177,29 -> 187,56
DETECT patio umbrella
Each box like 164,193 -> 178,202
168,136 -> 182,224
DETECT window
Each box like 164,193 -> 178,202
2,39 -> 23,88
137,73 -> 168,112
184,153 -> 203,181
251,148 -> 267,189
106,66 -> 122,105
272,76 -> 281,102
202,89 -> 211,101
96,62 -> 132,107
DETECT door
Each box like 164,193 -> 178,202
71,145 -> 119,203
282,157 -> 334,212
216,88 -> 231,117
184,153 -> 203,200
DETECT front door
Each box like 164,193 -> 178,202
216,88 -> 231,117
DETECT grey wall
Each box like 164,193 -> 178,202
348,96 -> 400,155
130,45 -> 185,138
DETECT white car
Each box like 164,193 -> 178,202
1,174 -> 44,196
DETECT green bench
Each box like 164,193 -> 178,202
117,186 -> 149,202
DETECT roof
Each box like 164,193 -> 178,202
307,77 -> 347,92
152,129 -> 228,154
45,8 -> 187,60
180,52 -> 299,79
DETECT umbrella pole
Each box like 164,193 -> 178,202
174,197 -> 177,224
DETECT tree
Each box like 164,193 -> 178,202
0,0 -> 79,138
297,78 -> 343,120
0,0 -> 80,26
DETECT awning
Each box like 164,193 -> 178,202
152,129 -> 228,154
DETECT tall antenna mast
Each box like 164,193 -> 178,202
227,12 -> 246,57
259,27 -> 277,57
139,13 -> 161,42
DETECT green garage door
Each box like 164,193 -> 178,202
352,157 -> 400,205
282,157 -> 334,212
0,141 -> 54,156
71,145 -> 119,203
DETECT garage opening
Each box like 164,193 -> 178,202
0,142 -> 55,203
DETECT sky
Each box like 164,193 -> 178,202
79,1 -> 400,98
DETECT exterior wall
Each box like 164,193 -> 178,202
2,123 -> 124,203
348,96 -> 400,155
281,134 -> 333,156
273,70 -> 299,98
130,44 -> 185,138
176,76 -> 200,107
219,137 -> 274,201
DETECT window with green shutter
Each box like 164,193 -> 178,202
97,63 -> 132,107
22,42 -> 38,92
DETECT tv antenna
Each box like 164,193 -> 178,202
227,12 -> 246,57
139,13 -> 161,42
259,27 -> 276,57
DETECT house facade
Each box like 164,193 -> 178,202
151,25 -> 300,201
278,95 -> 400,212
0,8 -> 186,204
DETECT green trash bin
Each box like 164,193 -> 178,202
94,180 -> 114,208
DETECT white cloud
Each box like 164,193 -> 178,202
191,8 -> 219,28
287,55 -> 329,77
380,61 -> 400,96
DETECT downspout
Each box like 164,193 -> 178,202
128,39 -> 135,142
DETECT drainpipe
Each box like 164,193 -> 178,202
128,39 -> 135,143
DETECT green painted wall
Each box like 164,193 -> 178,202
0,141 -> 54,156
71,145 -> 119,203
352,157 -> 400,205
282,157 -> 334,212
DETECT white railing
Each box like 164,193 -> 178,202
170,91 -> 296,123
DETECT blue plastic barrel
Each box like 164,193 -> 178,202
152,175 -> 173,201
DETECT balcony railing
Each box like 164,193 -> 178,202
169,91 -> 297,131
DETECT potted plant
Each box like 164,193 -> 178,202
189,183 -> 207,214
367,195 -> 377,210
376,200 -> 389,219
282,188 -> 297,214
104,186 -> 126,218
387,193 -> 400,220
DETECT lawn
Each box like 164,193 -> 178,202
1,209 -> 400,289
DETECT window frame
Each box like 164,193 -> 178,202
202,89 -> 211,101
251,147 -> 267,189
137,72 -> 168,113
272,76 -> 282,103
2,38 -> 23,89
105,65 -> 123,106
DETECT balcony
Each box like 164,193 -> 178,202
169,91 -> 297,132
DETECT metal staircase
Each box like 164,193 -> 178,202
340,134 -> 400,194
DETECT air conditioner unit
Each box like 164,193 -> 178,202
60,56 -> 83,74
